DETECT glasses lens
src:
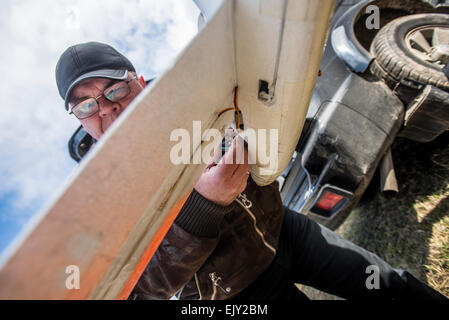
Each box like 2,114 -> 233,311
104,82 -> 130,102
72,98 -> 99,119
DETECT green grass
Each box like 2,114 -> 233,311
301,131 -> 449,299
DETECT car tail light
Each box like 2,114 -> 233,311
307,185 -> 353,219
314,192 -> 344,211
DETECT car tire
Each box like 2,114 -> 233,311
370,13 -> 449,102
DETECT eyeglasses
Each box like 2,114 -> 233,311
69,76 -> 138,120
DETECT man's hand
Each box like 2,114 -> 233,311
194,134 -> 250,206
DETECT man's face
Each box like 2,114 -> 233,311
68,74 -> 144,140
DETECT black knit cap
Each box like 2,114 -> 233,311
55,42 -> 136,110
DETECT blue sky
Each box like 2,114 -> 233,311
0,0 -> 199,254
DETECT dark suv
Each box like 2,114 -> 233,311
279,0 -> 449,229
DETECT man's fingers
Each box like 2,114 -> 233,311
212,142 -> 222,164
194,131 -> 250,206
224,134 -> 246,165
205,141 -> 222,170
216,135 -> 240,176
234,135 -> 247,166
238,174 -> 249,194
232,141 -> 249,177
233,162 -> 250,182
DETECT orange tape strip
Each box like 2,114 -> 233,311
116,190 -> 192,300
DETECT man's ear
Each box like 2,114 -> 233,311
139,74 -> 146,88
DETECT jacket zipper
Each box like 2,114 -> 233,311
198,193 -> 275,300
209,272 -> 231,300
235,193 -> 276,255
237,193 -> 253,209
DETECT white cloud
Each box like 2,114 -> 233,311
0,0 -> 199,229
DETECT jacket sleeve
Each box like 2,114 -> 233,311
129,188 -> 236,300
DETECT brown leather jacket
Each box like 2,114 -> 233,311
129,176 -> 284,300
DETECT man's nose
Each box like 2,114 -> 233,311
98,98 -> 120,117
